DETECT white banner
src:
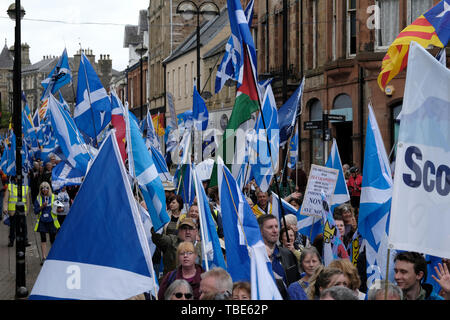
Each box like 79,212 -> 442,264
389,41 -> 450,259
300,164 -> 338,218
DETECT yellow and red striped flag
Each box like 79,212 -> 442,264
378,0 -> 450,91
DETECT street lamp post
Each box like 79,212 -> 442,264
7,0 -> 27,299
176,1 -> 219,92
135,43 -> 147,120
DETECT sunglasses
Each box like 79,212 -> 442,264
173,292 -> 193,299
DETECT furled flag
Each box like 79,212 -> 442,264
74,52 -> 112,142
215,0 -> 254,94
321,192 -> 349,266
278,77 -> 305,146
176,164 -> 195,211
152,113 -> 165,137
202,129 -> 218,159
144,110 -> 161,152
389,41 -> 450,259
192,86 -> 209,131
287,130 -> 298,170
377,0 -> 450,91
250,84 -> 279,192
51,160 -> 84,192
40,48 -> 72,101
126,111 -> 169,232
110,89 -> 127,164
150,145 -> 171,182
218,159 -> 282,300
325,138 -> 350,211
48,94 -> 92,175
359,103 -> 396,287
29,132 -> 158,299
192,164 -> 226,270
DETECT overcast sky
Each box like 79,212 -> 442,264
1,0 -> 148,71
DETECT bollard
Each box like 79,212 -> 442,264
15,201 -> 28,299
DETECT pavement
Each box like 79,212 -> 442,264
0,208 -> 47,300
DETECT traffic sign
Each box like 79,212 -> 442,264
303,120 -> 322,130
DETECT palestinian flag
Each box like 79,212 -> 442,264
210,49 -> 260,187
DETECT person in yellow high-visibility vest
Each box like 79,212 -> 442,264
33,181 -> 60,264
2,177 -> 31,247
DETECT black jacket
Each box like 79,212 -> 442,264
273,245 -> 301,299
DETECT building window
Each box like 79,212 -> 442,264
375,0 -> 399,49
408,0 -> 434,23
392,102 -> 402,158
178,67 -> 181,99
347,0 -> 357,56
184,64 -> 188,97
309,99 -> 323,165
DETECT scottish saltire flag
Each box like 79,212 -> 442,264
41,48 -> 72,101
29,132 -> 158,300
150,145 -> 171,182
5,132 -> 16,176
40,135 -> 57,163
218,159 -> 282,300
359,103 -> 396,286
389,41 -> 450,259
126,111 -> 169,232
325,138 -> 350,211
321,192 -> 348,266
177,164 -> 195,210
287,130 -> 298,169
192,86 -> 209,131
278,78 -> 305,146
250,85 -> 279,192
227,0 -> 258,91
74,52 -> 112,141
192,165 -> 226,270
215,0 -> 254,94
271,192 -> 298,226
110,90 -> 127,163
144,110 -> 161,152
202,129 -> 218,159
51,160 -> 84,192
378,0 -> 450,90
58,92 -> 71,113
48,94 -> 91,175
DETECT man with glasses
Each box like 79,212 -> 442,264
151,217 -> 202,279
3,176 -> 31,247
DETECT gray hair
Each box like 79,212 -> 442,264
164,279 -> 193,300
201,267 -> 233,294
281,214 -> 298,228
320,286 -> 359,300
367,280 -> 403,300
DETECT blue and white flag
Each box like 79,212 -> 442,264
389,41 -> 450,259
218,159 -> 282,300
41,48 -> 72,101
227,0 -> 258,91
150,145 -> 171,182
29,132 -> 158,299
192,164 -> 226,270
271,192 -> 298,226
215,0 -> 254,94
359,103 -> 396,287
74,52 -> 112,142
250,85 -> 279,192
48,94 -> 91,175
192,86 -> 209,131
325,138 -> 350,211
144,110 -> 161,152
321,192 -> 348,266
126,111 -> 169,232
278,78 -> 304,146
287,130 -> 298,169
51,160 -> 84,192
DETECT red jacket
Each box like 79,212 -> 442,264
347,174 -> 363,197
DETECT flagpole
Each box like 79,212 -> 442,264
192,164 -> 210,272
244,45 -> 290,243
384,248 -> 391,300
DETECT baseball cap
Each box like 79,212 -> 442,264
178,217 -> 196,229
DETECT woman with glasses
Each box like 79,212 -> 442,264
33,181 -> 60,265
157,241 -> 204,300
164,279 -> 194,300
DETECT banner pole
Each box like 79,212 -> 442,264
384,248 -> 391,300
